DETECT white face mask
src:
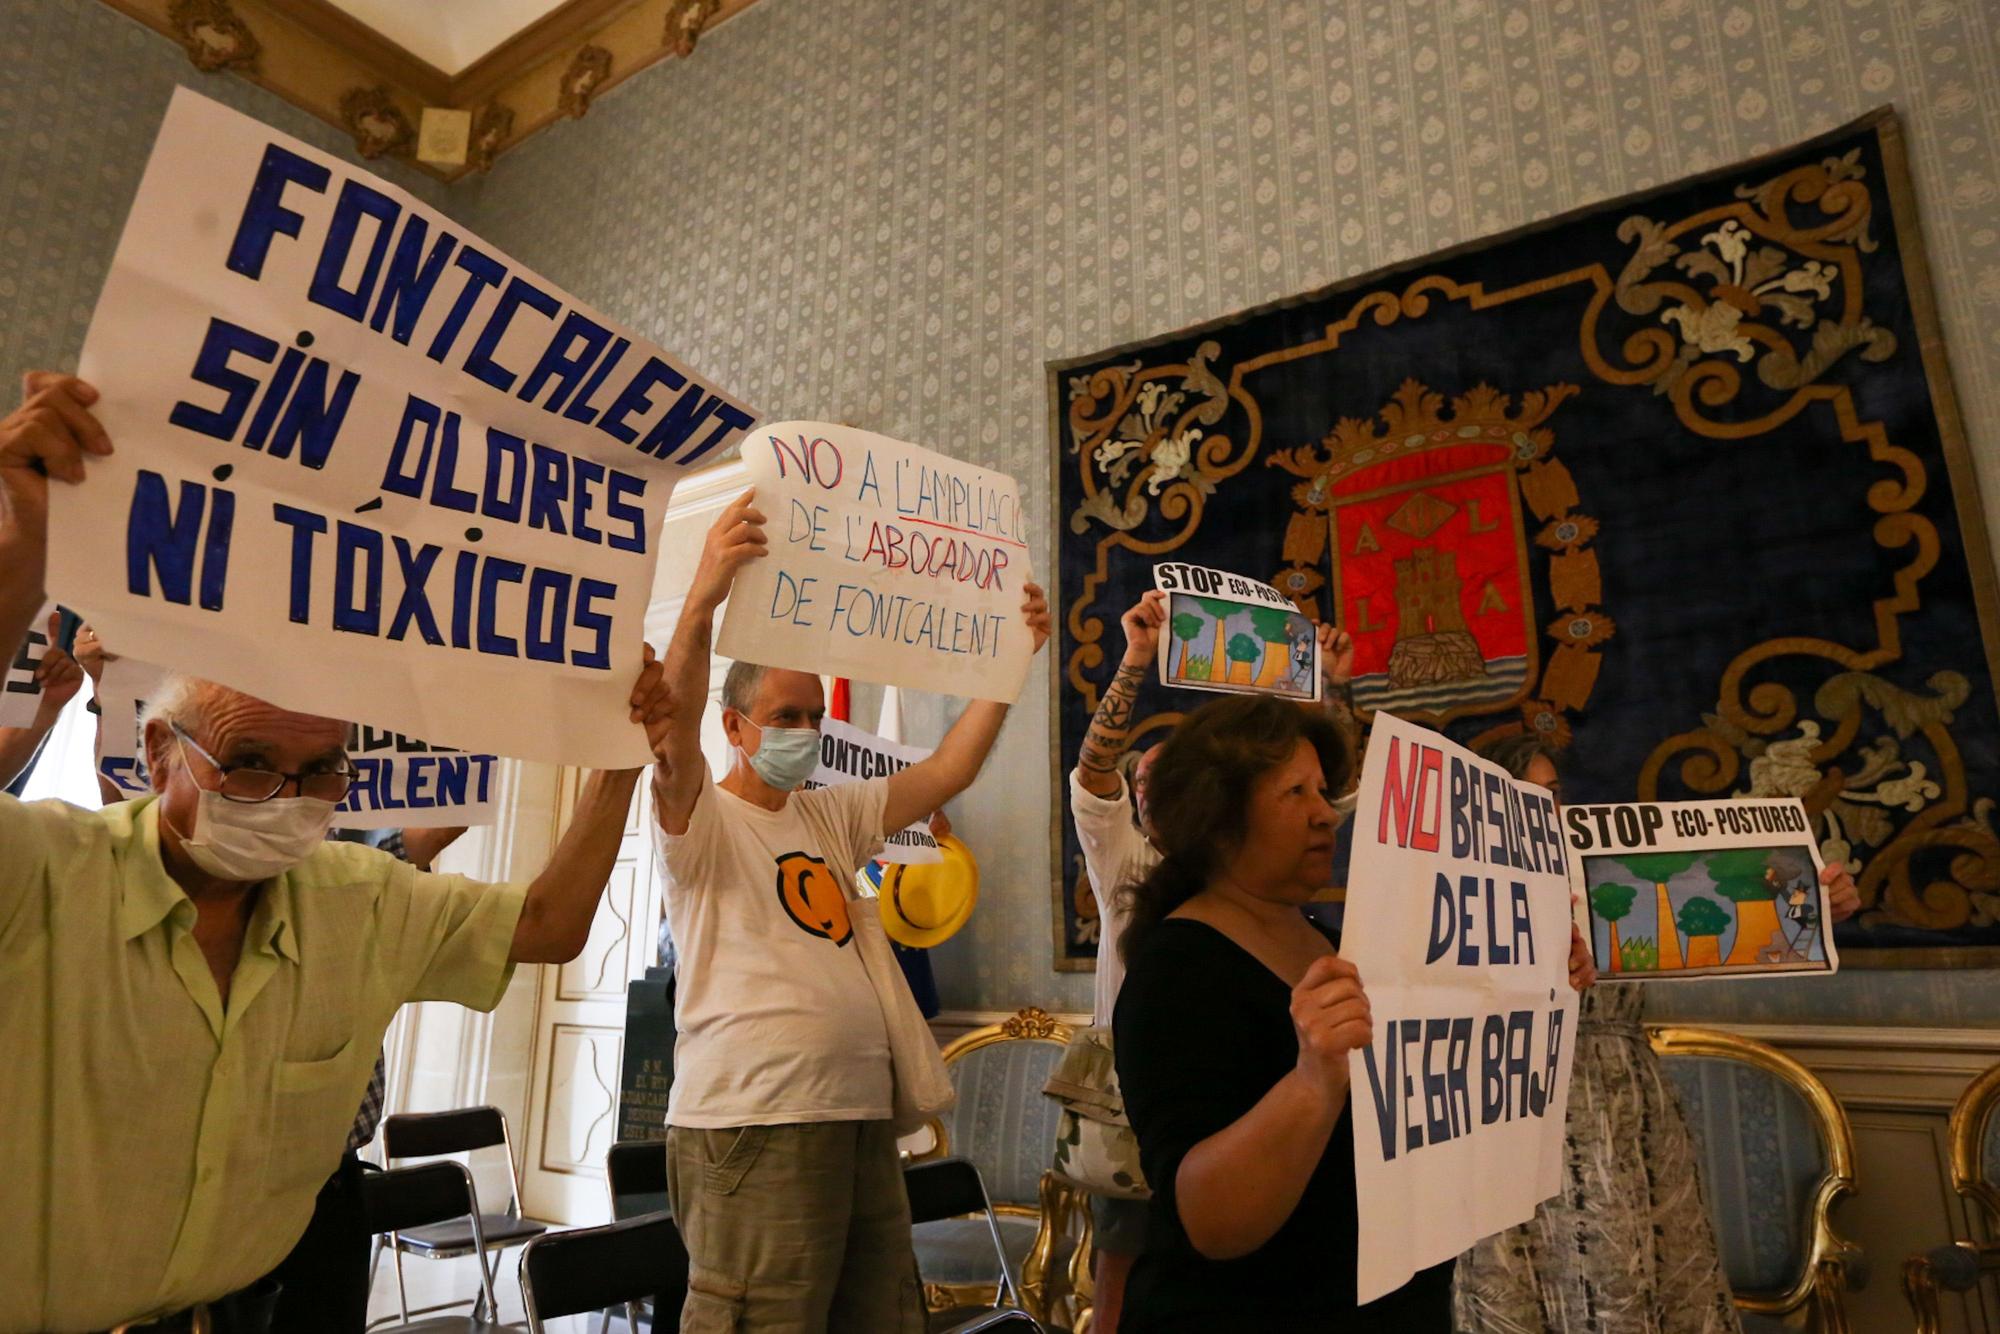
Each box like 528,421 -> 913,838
735,717 -> 823,792
173,787 -> 337,883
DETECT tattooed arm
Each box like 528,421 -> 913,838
1076,591 -> 1166,800
1315,623 -> 1362,793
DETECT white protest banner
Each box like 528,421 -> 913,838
54,89 -> 756,767
1153,562 -> 1319,702
336,726 -> 498,829
716,422 -> 1034,701
92,655 -> 495,826
94,656 -> 165,798
802,715 -> 939,864
1344,712 -> 1578,1303
1565,800 -> 1834,981
0,602 -> 58,728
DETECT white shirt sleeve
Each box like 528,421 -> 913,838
1068,768 -> 1146,900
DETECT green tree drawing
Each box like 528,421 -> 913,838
1588,881 -> 1638,975
1196,598 -> 1237,680
1705,847 -> 1783,966
1226,632 -> 1262,683
1170,611 -> 1204,680
1247,606 -> 1296,685
1616,851 -> 1703,969
1676,896 -> 1732,967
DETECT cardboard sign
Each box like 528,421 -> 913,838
336,726 -> 498,829
0,602 -> 58,729
1343,712 -> 1577,1303
94,655 -> 497,827
53,89 -> 755,767
1153,563 -> 1319,702
93,655 -> 165,798
801,716 -> 939,864
716,422 -> 1034,702
1565,800 -> 1835,981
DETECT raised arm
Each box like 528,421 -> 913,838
0,374 -> 112,664
1172,955 -> 1371,1259
651,489 -> 766,835
509,651 -> 670,963
0,614 -> 83,789
1315,622 -> 1361,791
1073,591 -> 1163,800
880,581 -> 1051,833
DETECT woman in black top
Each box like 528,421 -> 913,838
1111,695 -> 1453,1331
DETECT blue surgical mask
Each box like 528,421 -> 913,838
739,719 -> 822,792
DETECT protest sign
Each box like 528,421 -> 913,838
1344,712 -> 1577,1303
0,602 -> 58,729
53,89 -> 755,767
716,422 -> 1035,702
1153,562 -> 1319,702
802,716 -> 939,864
94,655 -> 164,798
336,725 -> 498,829
94,655 -> 497,827
1565,799 -> 1835,980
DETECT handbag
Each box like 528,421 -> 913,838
850,907 -> 957,1135
1042,1024 -> 1150,1200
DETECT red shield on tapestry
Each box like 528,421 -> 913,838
1329,440 -> 1536,721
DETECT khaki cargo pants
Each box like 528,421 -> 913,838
666,1120 -> 926,1333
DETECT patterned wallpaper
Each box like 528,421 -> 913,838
5,0 -> 2000,1024
0,0 -> 448,388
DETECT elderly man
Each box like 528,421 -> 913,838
649,488 -> 1049,1333
0,373 -> 674,1334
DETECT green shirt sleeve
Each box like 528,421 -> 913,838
372,860 -> 528,1011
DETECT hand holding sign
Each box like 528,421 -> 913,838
1120,590 -> 1168,669
0,377 -> 111,662
1290,954 -> 1374,1104
32,613 -> 85,719
632,643 -> 676,763
688,489 -> 770,614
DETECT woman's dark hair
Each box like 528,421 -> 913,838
1116,695 -> 1351,965
1474,733 -> 1560,782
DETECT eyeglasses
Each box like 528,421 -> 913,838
172,722 -> 354,804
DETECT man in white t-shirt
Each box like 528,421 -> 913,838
651,488 -> 1049,1333
1069,590 -> 1355,1332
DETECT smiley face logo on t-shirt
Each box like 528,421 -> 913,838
774,851 -> 853,946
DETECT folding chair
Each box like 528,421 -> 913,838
360,1161 -> 496,1331
378,1106 -> 547,1323
905,1157 -> 1045,1334
596,1140 -> 675,1333
606,1139 -> 671,1221
519,1211 -> 689,1334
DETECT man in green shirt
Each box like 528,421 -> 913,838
0,372 -> 676,1332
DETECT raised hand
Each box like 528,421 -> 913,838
1120,590 -> 1168,668
1022,581 -> 1052,653
1568,921 -> 1597,992
33,611 -> 84,719
1290,953 -> 1373,1102
1822,863 -> 1862,923
1317,622 -> 1355,688
687,488 -> 767,611
0,373 -> 111,535
630,642 -> 674,764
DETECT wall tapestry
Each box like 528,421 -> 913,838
1048,108 -> 1999,972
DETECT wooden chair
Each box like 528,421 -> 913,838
1904,1059 -> 2000,1333
1650,1025 -> 1860,1333
914,1007 -> 1086,1326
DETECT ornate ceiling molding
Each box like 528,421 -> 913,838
99,0 -> 760,181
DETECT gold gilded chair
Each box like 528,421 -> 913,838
1649,1025 -> 1860,1333
914,1007 -> 1086,1326
1903,1059 -> 2000,1333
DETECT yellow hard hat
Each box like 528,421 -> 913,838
879,834 -> 980,948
